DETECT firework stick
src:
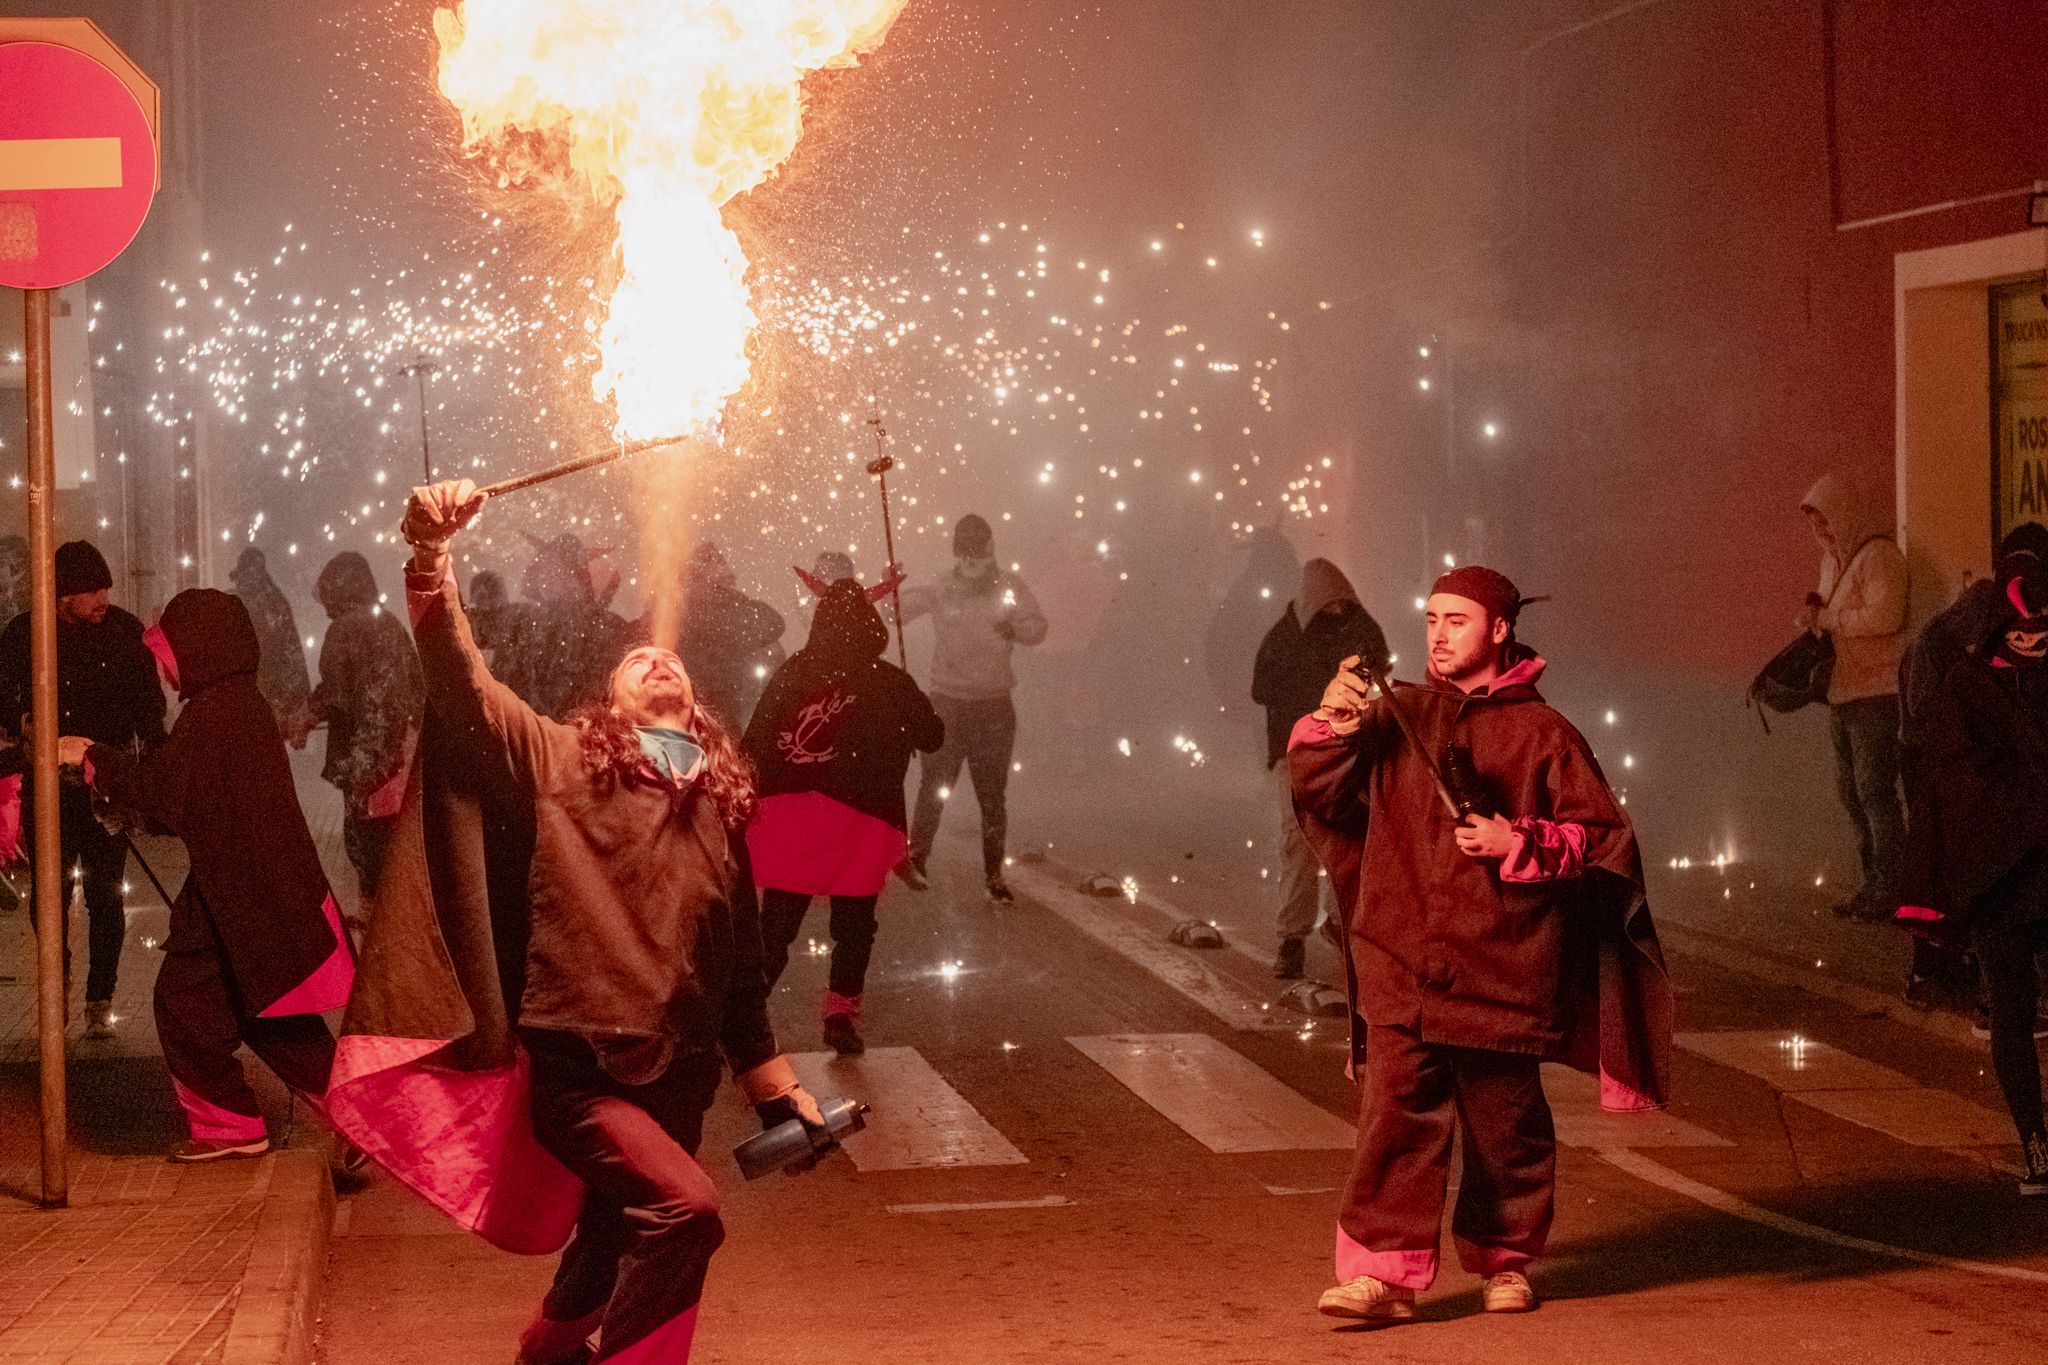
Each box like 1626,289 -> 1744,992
866,417 -> 910,671
475,436 -> 678,500
1355,661 -> 1465,820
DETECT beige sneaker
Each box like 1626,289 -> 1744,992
83,1000 -> 116,1040
1317,1274 -> 1417,1324
1481,1270 -> 1537,1313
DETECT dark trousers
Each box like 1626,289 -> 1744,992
1829,696 -> 1903,902
26,792 -> 130,1003
1336,1025 -> 1555,1290
758,888 -> 878,1001
341,809 -> 395,917
909,694 -> 1017,878
154,947 -> 337,1141
1977,917 -> 2048,1144
527,1034 -> 724,1364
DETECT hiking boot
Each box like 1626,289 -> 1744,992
1972,1007 -> 1993,1041
1481,1269 -> 1538,1313
823,1012 -> 865,1057
1902,973 -> 1937,1010
83,1000 -> 116,1040
171,1136 -> 270,1163
1316,1274 -> 1415,1324
892,857 -> 928,891
2021,1135 -> 2048,1197
1273,937 -> 1306,980
985,875 -> 1015,905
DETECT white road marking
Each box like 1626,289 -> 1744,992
1541,1065 -> 1732,1149
1264,1184 -> 1341,1197
1008,864 -> 1291,1032
1678,1029 -> 2011,1148
1791,1088 -> 2013,1148
1068,1033 -> 1354,1153
886,1196 -> 1075,1214
1676,1030 -> 1916,1091
789,1047 -> 1027,1171
1595,1147 -> 2048,1285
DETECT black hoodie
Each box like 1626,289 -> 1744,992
85,589 -> 343,1014
743,580 -> 943,830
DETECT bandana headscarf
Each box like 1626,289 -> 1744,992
635,727 -> 704,785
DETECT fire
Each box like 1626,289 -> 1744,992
433,0 -> 909,441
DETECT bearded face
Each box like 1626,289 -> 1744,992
611,647 -> 697,727
1425,593 -> 1509,686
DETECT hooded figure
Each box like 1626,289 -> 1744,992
311,552 -> 425,918
1290,565 -> 1669,1318
495,534 -> 632,722
1898,557 -> 2048,1188
1799,474 -> 1909,918
1252,558 -> 1390,977
71,588 -> 350,1159
673,540 -> 786,731
744,578 -> 943,1054
897,513 -> 1049,901
228,547 -> 312,723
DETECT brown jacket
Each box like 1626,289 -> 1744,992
1290,655 -> 1670,1105
408,565 -> 776,1084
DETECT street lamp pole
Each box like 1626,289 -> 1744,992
398,355 -> 440,482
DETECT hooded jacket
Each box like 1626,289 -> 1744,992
899,561 -> 1048,701
313,553 -> 425,812
230,549 -> 312,719
743,582 -> 944,895
1899,640 -> 2048,928
83,590 -> 349,1017
1801,474 -> 1908,705
1252,560 -> 1390,768
0,600 -> 165,752
1288,654 -> 1670,1108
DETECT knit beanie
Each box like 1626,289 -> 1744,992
54,540 -> 112,598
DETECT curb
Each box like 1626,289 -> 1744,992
223,1148 -> 335,1365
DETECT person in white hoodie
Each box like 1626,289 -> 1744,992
1797,474 -> 1909,919
894,514 -> 1048,903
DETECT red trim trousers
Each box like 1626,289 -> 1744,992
1336,1024 -> 1555,1290
526,1035 -> 724,1363
154,947 -> 337,1142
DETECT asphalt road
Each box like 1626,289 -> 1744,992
318,811 -> 2048,1364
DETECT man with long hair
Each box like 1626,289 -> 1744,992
390,480 -> 826,1365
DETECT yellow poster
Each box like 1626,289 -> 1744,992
1995,278 -> 2048,542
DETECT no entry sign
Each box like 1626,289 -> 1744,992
0,39 -> 158,290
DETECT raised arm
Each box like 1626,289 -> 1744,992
402,480 -> 562,791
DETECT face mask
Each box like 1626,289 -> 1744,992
957,554 -> 998,582
635,727 -> 704,785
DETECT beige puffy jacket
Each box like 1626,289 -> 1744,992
1802,474 -> 1908,705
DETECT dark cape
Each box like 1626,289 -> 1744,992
326,587 -> 579,1255
743,580 -> 943,831
84,589 -> 348,1017
1898,651 -> 2048,929
1289,655 -> 1671,1111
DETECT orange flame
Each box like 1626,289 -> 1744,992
433,0 -> 908,441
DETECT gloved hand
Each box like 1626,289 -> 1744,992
736,1056 -> 825,1127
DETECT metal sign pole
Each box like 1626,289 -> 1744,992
25,286 -> 68,1208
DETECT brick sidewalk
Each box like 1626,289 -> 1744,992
0,751 -> 353,1364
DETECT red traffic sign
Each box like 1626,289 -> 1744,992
0,40 -> 158,290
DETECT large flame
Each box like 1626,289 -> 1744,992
434,0 -> 908,441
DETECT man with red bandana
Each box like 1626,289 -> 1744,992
1289,565 -> 1669,1325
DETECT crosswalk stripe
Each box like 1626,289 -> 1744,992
1007,864 -> 1292,1032
1677,1029 -> 2012,1148
1676,1030 -> 1916,1091
788,1047 -> 1028,1171
1541,1065 -> 1732,1149
1067,1033 -> 1355,1153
